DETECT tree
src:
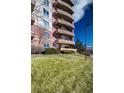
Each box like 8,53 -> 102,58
75,39 -> 85,54
31,3 -> 35,13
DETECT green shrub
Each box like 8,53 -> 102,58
61,50 -> 76,54
31,45 -> 45,54
45,48 -> 60,54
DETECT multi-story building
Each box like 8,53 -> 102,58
31,0 -> 52,47
31,0 -> 76,51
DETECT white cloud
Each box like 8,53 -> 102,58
72,0 -> 93,22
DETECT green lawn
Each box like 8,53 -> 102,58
32,54 -> 93,93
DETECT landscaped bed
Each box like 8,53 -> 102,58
32,54 -> 93,93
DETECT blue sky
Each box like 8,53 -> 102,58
74,3 -> 93,46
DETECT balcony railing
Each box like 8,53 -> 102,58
53,0 -> 74,14
61,0 -> 74,6
53,9 -> 74,22
60,48 -> 77,52
57,39 -> 74,45
54,19 -> 74,30
57,29 -> 74,37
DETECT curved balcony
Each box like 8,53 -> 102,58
53,0 -> 74,14
61,0 -> 74,6
56,29 -> 74,37
53,9 -> 74,23
60,48 -> 77,52
57,39 -> 74,45
53,19 -> 74,30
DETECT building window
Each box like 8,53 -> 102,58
44,0 -> 49,7
43,8 -> 49,17
44,32 -> 50,38
44,43 -> 49,48
43,20 -> 49,29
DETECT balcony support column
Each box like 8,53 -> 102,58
58,44 -> 62,50
70,45 -> 74,48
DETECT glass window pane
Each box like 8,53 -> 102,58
43,8 -> 49,17
43,20 -> 49,29
44,0 -> 49,6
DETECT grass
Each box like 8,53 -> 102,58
32,54 -> 93,93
